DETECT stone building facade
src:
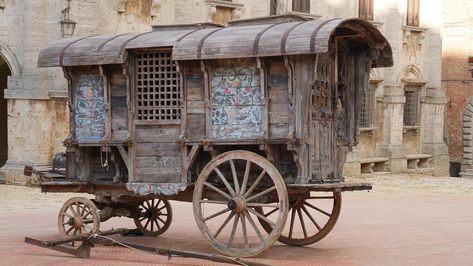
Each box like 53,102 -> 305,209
0,0 -> 449,183
442,0 -> 473,177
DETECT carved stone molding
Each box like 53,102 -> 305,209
402,26 -> 427,64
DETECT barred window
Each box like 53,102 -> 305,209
135,50 -> 181,123
360,83 -> 376,128
403,86 -> 420,126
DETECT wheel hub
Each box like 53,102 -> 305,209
227,195 -> 246,213
67,216 -> 82,228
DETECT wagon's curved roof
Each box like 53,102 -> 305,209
38,17 -> 392,68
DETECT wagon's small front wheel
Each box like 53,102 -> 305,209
58,197 -> 100,237
256,191 -> 341,246
134,199 -> 172,237
193,150 -> 288,257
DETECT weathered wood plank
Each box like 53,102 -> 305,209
135,126 -> 180,143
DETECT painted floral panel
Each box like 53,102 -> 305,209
74,74 -> 105,143
211,66 -> 262,139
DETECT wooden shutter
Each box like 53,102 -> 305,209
292,0 -> 310,13
407,0 -> 420,26
359,0 -> 374,21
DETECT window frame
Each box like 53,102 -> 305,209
403,85 -> 421,127
134,49 -> 182,126
292,0 -> 310,13
359,82 -> 377,129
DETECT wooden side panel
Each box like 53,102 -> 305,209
135,125 -> 181,183
110,65 -> 129,140
185,62 -> 206,141
267,59 -> 289,139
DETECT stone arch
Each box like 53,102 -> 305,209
400,64 -> 424,83
462,97 -> 473,171
0,40 -> 21,76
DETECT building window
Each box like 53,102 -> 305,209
403,86 -> 420,126
360,83 -> 376,128
406,0 -> 420,26
359,0 -> 374,21
135,50 -> 181,123
270,0 -> 278,15
292,0 -> 310,13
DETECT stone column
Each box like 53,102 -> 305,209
376,84 -> 407,173
422,95 -> 449,176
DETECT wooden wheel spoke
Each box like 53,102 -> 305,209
155,220 -> 161,230
203,208 -> 230,222
73,228 -> 78,236
80,205 -> 87,216
304,202 -> 331,217
157,205 -> 166,211
246,186 -> 276,203
214,211 -> 235,238
68,206 -> 78,217
64,212 -> 74,219
139,217 -> 146,222
157,215 -> 166,223
243,210 -> 265,242
243,170 -> 266,198
214,167 -> 236,196
262,207 -> 279,217
229,160 -> 240,195
227,214 -> 239,247
297,208 -> 308,238
199,200 -> 227,205
82,219 -> 94,223
247,208 -> 276,228
66,226 -> 74,234
145,200 -> 151,209
144,218 -> 151,229
75,202 -> 80,218
301,205 -> 321,231
204,182 -> 232,200
150,219 -> 154,231
240,160 -> 251,195
82,223 -> 93,230
155,199 -> 162,209
240,214 -> 249,248
288,208 -> 296,238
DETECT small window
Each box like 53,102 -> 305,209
403,86 -> 420,126
359,0 -> 374,21
407,0 -> 420,27
270,0 -> 278,15
135,50 -> 181,123
292,0 -> 310,13
360,83 -> 376,128
211,6 -> 234,25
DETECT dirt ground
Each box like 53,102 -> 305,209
0,174 -> 472,265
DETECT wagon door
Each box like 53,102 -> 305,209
132,49 -> 183,185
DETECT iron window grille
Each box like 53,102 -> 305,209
359,83 -> 376,128
135,50 -> 181,123
403,86 -> 420,126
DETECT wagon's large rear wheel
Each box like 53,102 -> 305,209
134,199 -> 172,237
256,191 -> 341,246
58,197 -> 100,237
193,150 -> 288,257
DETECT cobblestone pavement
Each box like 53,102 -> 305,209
0,174 -> 472,265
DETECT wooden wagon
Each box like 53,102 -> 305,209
34,15 -> 392,257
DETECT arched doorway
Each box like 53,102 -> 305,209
0,55 -> 11,167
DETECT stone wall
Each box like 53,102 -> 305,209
442,0 -> 473,176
